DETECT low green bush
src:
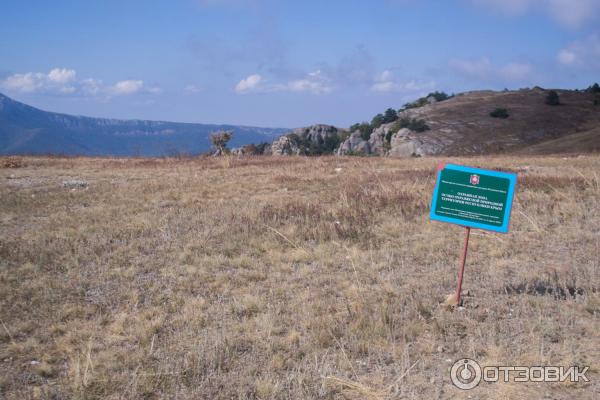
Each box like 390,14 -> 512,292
490,108 -> 509,118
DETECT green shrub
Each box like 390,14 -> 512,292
382,108 -> 398,124
586,83 -> 600,93
370,114 -> 384,130
490,108 -> 509,118
286,131 -> 345,156
545,90 -> 560,106
408,119 -> 430,132
428,91 -> 452,102
402,91 -> 452,110
396,117 -> 430,132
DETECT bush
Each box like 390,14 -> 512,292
545,90 -> 560,106
382,108 -> 398,124
397,117 -> 430,132
287,132 -> 343,156
322,134 -> 341,154
242,143 -> 258,154
428,91 -> 452,102
370,114 -> 384,130
586,83 -> 600,93
407,119 -> 430,132
209,130 -> 233,154
255,142 -> 270,154
490,108 -> 509,119
402,91 -> 452,110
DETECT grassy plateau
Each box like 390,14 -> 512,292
1,155 -> 599,399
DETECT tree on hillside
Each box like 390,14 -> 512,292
402,91 -> 452,110
371,113 -> 384,130
209,130 -> 233,155
382,108 -> 398,124
545,90 -> 560,106
428,91 -> 451,102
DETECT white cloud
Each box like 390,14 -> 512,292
47,68 -> 76,84
467,0 -> 600,28
1,68 -> 78,93
235,71 -> 332,94
278,70 -> 332,94
111,80 -> 144,95
235,74 -> 263,93
80,78 -> 103,96
449,57 -> 534,83
370,70 -> 435,93
557,49 -> 577,65
557,34 -> 600,68
0,68 -> 159,98
1,73 -> 44,93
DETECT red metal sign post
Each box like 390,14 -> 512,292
455,226 -> 471,306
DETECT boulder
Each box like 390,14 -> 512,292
271,135 -> 300,156
367,123 -> 399,155
388,128 -> 426,157
337,131 -> 371,155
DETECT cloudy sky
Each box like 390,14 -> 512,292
1,0 -> 599,127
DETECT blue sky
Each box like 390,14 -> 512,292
1,0 -> 599,128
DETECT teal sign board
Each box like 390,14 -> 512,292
430,164 -> 517,233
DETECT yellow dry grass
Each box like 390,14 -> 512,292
0,154 -> 599,399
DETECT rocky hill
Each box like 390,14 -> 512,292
0,93 -> 286,156
268,87 -> 600,157
335,87 -> 600,157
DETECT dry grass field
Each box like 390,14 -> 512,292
1,155 -> 599,399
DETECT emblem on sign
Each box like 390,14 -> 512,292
470,174 -> 480,185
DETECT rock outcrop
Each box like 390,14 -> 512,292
337,131 -> 370,155
271,135 -> 301,156
272,124 -> 344,155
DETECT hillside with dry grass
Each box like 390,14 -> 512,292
395,88 -> 600,156
1,155 -> 599,399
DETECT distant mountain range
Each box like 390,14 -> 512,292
0,93 -> 287,156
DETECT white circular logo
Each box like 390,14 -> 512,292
450,359 -> 482,390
